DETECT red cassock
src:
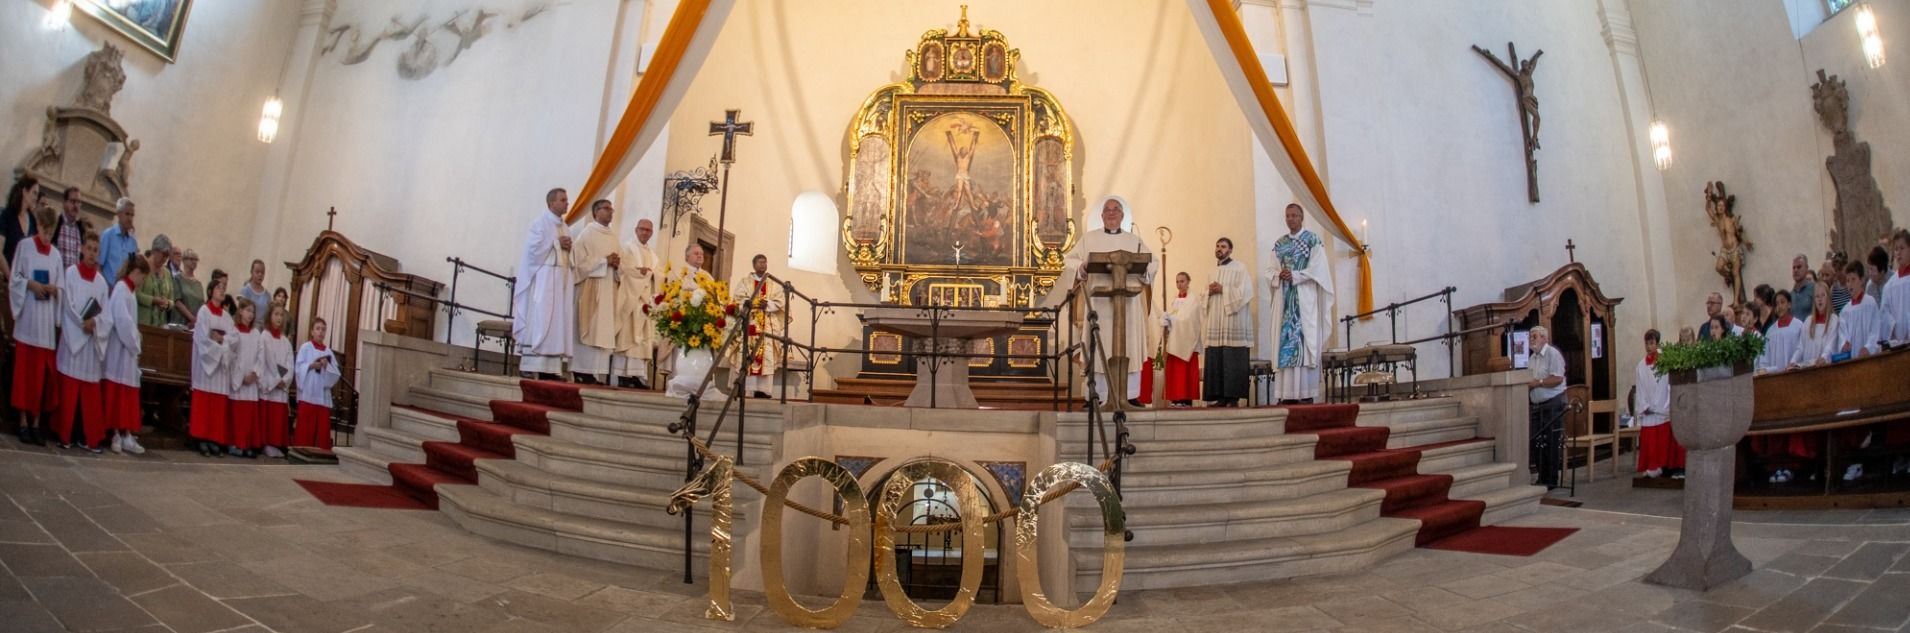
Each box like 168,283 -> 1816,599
229,400 -> 261,451
102,382 -> 141,433
261,401 -> 290,449
190,391 -> 231,445
1164,352 -> 1200,402
54,375 -> 105,447
1636,423 -> 1686,472
294,403 -> 332,451
10,342 -> 56,414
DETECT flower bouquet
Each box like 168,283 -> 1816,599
650,264 -> 740,351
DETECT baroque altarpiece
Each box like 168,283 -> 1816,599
840,12 -> 1080,379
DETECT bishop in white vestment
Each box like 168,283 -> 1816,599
1268,203 -> 1334,403
614,219 -> 661,387
570,200 -> 622,382
1062,196 -> 1154,404
512,189 -> 576,377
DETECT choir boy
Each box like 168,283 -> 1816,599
294,318 -> 341,450
54,232 -> 112,451
1757,292 -> 1804,374
1838,261 -> 1883,358
260,305 -> 295,458
1633,330 -> 1682,478
191,276 -> 236,457
104,254 -> 150,454
10,208 -> 62,445
227,298 -> 265,458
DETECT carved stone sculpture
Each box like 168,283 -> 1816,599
18,43 -> 138,226
1704,182 -> 1750,305
76,44 -> 128,115
1812,70 -> 1893,259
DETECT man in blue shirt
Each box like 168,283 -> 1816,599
97,198 -> 140,279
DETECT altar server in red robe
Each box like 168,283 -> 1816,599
260,304 -> 295,457
103,253 -> 150,454
294,317 -> 341,450
227,298 -> 265,457
1160,272 -> 1204,407
191,276 -> 236,457
1633,330 -> 1684,478
53,232 -> 112,451
10,208 -> 62,445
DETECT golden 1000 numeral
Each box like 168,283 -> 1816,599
674,457 -> 1125,629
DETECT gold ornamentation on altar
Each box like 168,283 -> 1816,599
841,8 -> 1078,308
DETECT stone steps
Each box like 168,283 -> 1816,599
425,369 -> 525,403
390,406 -> 463,443
476,459 -> 728,532
1068,487 -> 1383,548
1060,432 -> 1318,472
544,410 -> 777,465
1056,408 -> 1291,442
1417,440 -> 1497,473
335,447 -> 395,485
433,483 -> 718,570
1349,399 -> 1464,426
1104,460 -> 1353,507
407,385 -> 496,421
1382,416 -> 1485,449
1072,516 -> 1421,591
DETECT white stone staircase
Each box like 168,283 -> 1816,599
1057,398 -> 1544,592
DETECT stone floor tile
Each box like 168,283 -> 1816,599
27,501 -> 129,553
174,522 -> 303,563
0,599 -> 68,633
1789,540 -> 1863,558
338,549 -> 436,579
335,586 -> 516,633
396,567 -> 511,604
1176,605 -> 1342,632
482,589 -> 630,632
1415,598 -> 1525,632
1820,573 -> 1910,630
508,571 -> 611,601
1494,561 -> 1584,586
1382,586 -> 1472,614
116,532 -> 220,565
1695,568 -> 1810,609
1492,582 -> 1584,612
1734,577 -> 1868,633
19,576 -> 159,632
1313,593 -> 1413,622
0,542 -> 92,577
225,593 -> 373,633
1650,599 -> 1754,633
165,560 -> 296,599
0,518 -> 55,544
238,553 -> 401,602
1820,542 -> 1910,582
1764,553 -> 1844,579
78,504 -> 165,536
480,616 -> 601,633
128,583 -> 255,633
1505,603 -> 1637,633
0,569 -> 31,601
75,551 -> 177,596
1439,573 -> 1529,599
438,556 -> 535,584
576,585 -> 692,615
1585,580 -> 1695,619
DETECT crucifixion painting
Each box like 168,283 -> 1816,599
1473,42 -> 1544,203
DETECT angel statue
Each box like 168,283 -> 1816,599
1704,181 -> 1751,305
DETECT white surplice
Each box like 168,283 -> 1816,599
511,211 -> 575,374
10,238 -> 63,351
1838,290 -> 1884,357
104,278 -> 141,389
262,329 -> 294,403
1883,268 -> 1910,344
295,341 -> 341,408
1063,228 -> 1155,400
56,264 -> 112,382
1163,292 -> 1204,362
228,325 -> 265,404
1794,314 -> 1838,368
1757,316 -> 1804,374
570,221 -> 621,377
1634,358 -> 1669,428
614,240 -> 661,379
192,305 -> 235,396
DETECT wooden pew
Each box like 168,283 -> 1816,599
137,325 -> 194,434
1736,347 -> 1910,509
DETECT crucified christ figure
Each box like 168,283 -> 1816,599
946,123 -> 982,218
1473,43 -> 1543,151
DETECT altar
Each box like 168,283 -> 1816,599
862,308 -> 1023,408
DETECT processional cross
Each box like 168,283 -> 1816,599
707,109 -> 754,267
1472,42 -> 1544,203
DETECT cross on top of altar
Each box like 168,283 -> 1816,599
708,109 -> 753,164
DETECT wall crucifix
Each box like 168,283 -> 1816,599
1473,42 -> 1544,203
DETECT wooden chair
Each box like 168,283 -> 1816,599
1612,385 -> 1641,477
1561,384 -> 1611,483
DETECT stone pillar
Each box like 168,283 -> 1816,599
1646,370 -> 1754,590
1597,0 -> 1678,337
250,0 -> 334,279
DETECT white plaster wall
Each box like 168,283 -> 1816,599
1,0 -> 297,279
266,0 -> 663,344
1801,2 -> 1910,242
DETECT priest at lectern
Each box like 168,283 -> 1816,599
1063,196 -> 1155,405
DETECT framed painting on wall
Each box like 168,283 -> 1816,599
74,0 -> 195,62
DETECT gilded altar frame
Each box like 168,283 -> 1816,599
840,11 -> 1078,309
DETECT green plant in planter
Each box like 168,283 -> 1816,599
1654,335 -> 1766,376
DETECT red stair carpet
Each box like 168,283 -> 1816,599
297,379 -> 586,510
1425,526 -> 1580,556
1284,404 -> 1492,547
293,480 -> 431,510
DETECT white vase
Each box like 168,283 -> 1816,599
667,347 -> 724,401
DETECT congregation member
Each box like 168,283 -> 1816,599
1063,196 -> 1155,406
1757,291 -> 1805,374
1633,330 -> 1682,479
238,260 -> 272,329
1824,256 -> 1851,314
227,298 -> 266,458
260,305 -> 296,457
52,187 -> 88,269
1789,255 -> 1815,319
98,198 -> 140,280
734,254 -> 783,398
137,241 -> 179,326
614,218 -> 660,389
10,207 -> 61,445
104,254 -> 149,454
1837,261 -> 1883,357
1202,237 -> 1253,407
1864,246 -> 1890,305
1750,284 -> 1777,334
1795,282 -> 1839,367
1159,271 -> 1203,407
512,188 -> 575,381
570,199 -> 622,385
294,318 -> 341,450
1526,325 -> 1568,489
1269,203 -> 1333,404
190,275 -> 235,457
175,248 -> 205,322
1696,292 -> 1742,339
53,233 -> 112,452
2,178 -> 44,279
1882,229 -> 1910,344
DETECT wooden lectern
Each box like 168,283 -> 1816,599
1087,250 -> 1152,411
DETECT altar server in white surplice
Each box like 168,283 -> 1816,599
103,254 -> 150,455
1795,282 -> 1839,368
614,219 -> 661,388
54,233 -> 113,451
1062,196 -> 1155,405
11,208 -> 64,446
570,199 -> 622,384
1267,203 -> 1335,403
1757,291 -> 1804,374
1883,230 -> 1910,344
1202,237 -> 1256,408
512,188 -> 576,378
1838,261 -> 1884,358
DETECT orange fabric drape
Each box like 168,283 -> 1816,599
1200,0 -> 1374,319
564,0 -> 717,224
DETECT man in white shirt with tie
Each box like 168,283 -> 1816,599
1526,326 -> 1568,489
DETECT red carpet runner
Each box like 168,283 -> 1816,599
297,379 -> 585,510
1284,404 -> 1489,546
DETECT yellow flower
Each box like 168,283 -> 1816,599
687,335 -> 702,348
703,324 -> 718,338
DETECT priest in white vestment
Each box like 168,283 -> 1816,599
732,254 -> 783,398
570,200 -> 622,383
511,188 -> 576,378
614,219 -> 660,388
1202,237 -> 1255,407
1267,203 -> 1334,403
1062,196 -> 1154,406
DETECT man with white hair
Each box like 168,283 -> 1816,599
1062,196 -> 1155,407
614,218 -> 660,389
1526,325 -> 1568,489
97,198 -> 140,280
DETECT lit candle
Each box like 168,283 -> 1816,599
1360,219 -> 1369,244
